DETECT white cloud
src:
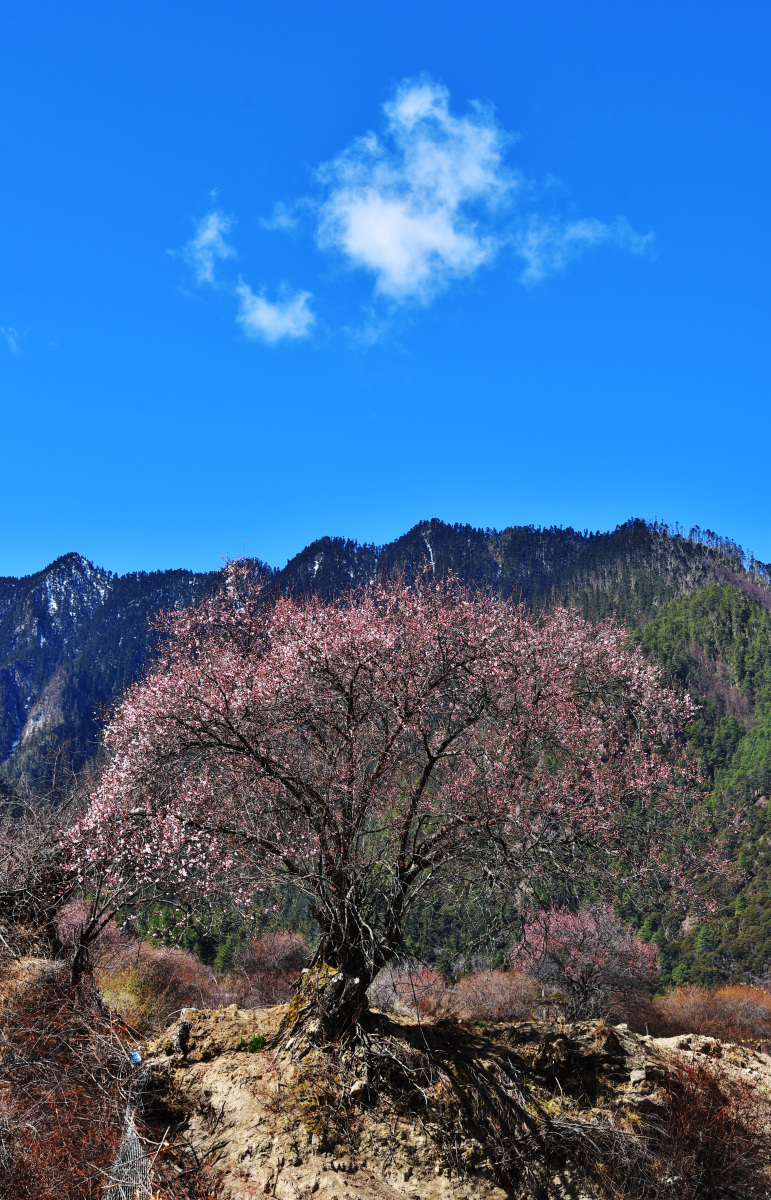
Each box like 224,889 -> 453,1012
0,327 -> 22,355
259,201 -> 302,234
235,282 -> 315,343
315,78 -> 515,303
179,79 -> 653,337
182,210 -> 236,284
514,217 -> 653,284
178,210 -> 313,346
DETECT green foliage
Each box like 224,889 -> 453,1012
138,904 -> 250,968
640,583 -> 771,984
238,1035 -> 265,1052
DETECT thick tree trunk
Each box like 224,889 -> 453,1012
276,903 -> 399,1048
278,962 -> 373,1048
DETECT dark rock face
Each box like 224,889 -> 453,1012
0,553 -> 217,783
0,519 -> 764,788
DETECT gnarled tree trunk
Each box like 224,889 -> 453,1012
278,962 -> 373,1048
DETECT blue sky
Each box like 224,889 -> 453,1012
1,1 -> 769,577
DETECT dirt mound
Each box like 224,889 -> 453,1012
142,1006 -> 771,1200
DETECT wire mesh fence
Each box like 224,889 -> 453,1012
104,1065 -> 152,1200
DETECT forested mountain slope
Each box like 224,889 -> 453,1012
640,584 -> 771,984
274,516 -> 771,625
2,518 -> 769,792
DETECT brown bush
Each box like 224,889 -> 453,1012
94,927 -> 309,1032
653,983 -> 771,1047
450,969 -> 536,1022
234,929 -> 309,1007
368,964 -> 449,1017
604,987 -> 663,1034
0,962 -> 132,1199
0,793 -> 78,963
655,1057 -> 771,1198
97,939 -> 231,1031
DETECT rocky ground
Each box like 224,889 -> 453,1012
141,998 -> 771,1200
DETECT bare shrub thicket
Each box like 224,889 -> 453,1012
0,964 -> 132,1199
604,987 -> 662,1034
655,1056 -> 771,1198
369,965 -> 536,1023
539,1056 -> 771,1200
90,925 -> 310,1032
451,969 -> 536,1022
368,964 -> 449,1016
653,983 -> 771,1047
0,793 -> 77,963
100,942 -> 228,1031
233,929 -> 309,1006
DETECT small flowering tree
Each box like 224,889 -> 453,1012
75,567 -> 703,1040
510,903 -> 660,1018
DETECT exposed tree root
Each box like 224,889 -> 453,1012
275,1003 -> 771,1199
146,1001 -> 771,1200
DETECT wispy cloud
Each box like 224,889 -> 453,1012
182,211 -> 237,285
179,209 -> 314,343
315,78 -> 514,304
514,217 -> 653,285
259,201 -> 302,234
235,282 -> 315,343
0,327 -> 22,355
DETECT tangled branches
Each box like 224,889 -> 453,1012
0,961 -> 135,1198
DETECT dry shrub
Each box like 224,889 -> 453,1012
450,969 -> 536,1022
132,944 -> 227,1022
404,966 -> 448,1016
656,1056 -> 771,1198
0,962 -> 132,1199
153,1173 -> 222,1200
653,983 -> 771,1047
150,1142 -> 224,1200
95,927 -> 311,1030
233,929 -> 309,1006
368,963 -> 448,1017
94,927 -> 310,1032
97,940 -> 230,1031
605,987 -> 663,1034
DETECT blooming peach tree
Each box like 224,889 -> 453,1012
510,903 -> 660,1018
75,566 -> 704,1037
